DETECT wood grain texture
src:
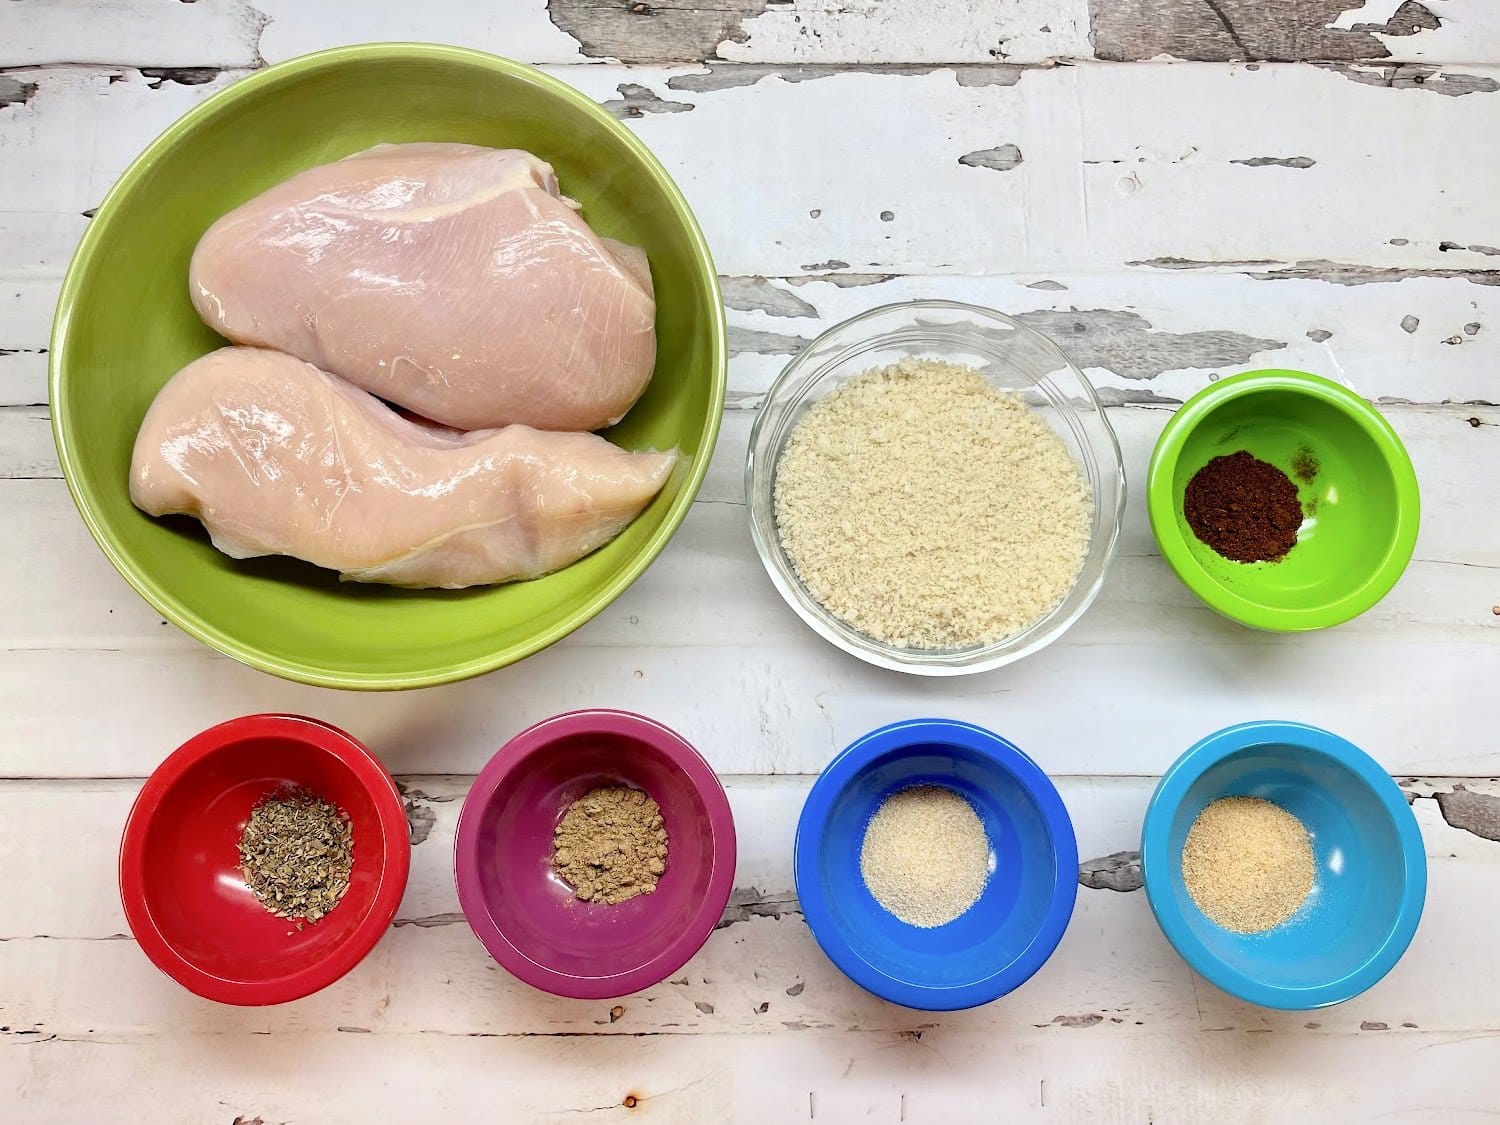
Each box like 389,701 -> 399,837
6,0 -> 1500,1117
0,399 -> 1494,779
4,63 -> 1500,282
1089,0 -> 1440,63
6,0 -> 1500,67
2,777 -> 1494,1013
9,1029 -> 1500,1122
1,778 -> 1497,1121
10,268 -> 1500,409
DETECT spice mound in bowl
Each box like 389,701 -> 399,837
1180,795 -> 1314,934
748,300 -> 1125,675
238,789 -> 355,927
552,784 -> 669,905
1141,721 -> 1426,1010
1147,368 -> 1420,631
1183,451 -> 1305,564
794,719 -> 1078,1012
860,785 -> 993,929
454,710 -> 735,999
118,714 -> 411,1006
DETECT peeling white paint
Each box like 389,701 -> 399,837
4,6 -> 1500,1115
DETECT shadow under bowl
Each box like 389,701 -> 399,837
1141,720 -> 1426,1010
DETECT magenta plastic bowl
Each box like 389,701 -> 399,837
454,710 -> 736,998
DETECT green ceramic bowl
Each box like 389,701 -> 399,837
50,44 -> 726,689
1147,370 -> 1419,631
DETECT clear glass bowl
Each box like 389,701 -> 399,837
746,300 -> 1126,676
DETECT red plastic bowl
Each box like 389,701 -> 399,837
454,710 -> 736,999
119,714 -> 411,1005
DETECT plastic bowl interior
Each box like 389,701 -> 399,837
454,711 -> 736,999
747,300 -> 1125,675
118,715 -> 411,1005
51,43 -> 726,689
1147,369 -> 1419,631
795,719 -> 1078,1011
1141,721 -> 1426,1010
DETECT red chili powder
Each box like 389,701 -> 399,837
1183,451 -> 1304,563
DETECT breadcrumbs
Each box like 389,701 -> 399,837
1181,796 -> 1314,933
773,358 -> 1092,650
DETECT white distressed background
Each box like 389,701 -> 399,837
1,0 -> 1498,1121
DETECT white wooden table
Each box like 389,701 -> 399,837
4,1 -> 1499,1120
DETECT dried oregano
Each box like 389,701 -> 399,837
237,789 -> 353,923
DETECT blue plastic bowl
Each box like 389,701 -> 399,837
794,719 -> 1078,1011
1142,721 -> 1426,1010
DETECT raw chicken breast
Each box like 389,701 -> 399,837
189,144 -> 657,432
130,348 -> 676,588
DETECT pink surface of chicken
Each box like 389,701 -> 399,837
189,144 -> 657,432
130,347 -> 676,588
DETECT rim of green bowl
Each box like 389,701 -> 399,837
1145,369 -> 1420,632
48,43 -> 727,690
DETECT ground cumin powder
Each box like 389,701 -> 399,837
552,786 -> 668,905
1181,796 -> 1314,934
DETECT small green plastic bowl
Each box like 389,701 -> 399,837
1147,370 -> 1419,631
50,44 -> 725,690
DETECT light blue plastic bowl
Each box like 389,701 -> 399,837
1142,721 -> 1426,1010
794,719 -> 1079,1011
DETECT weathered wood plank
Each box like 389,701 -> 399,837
546,0 -> 1092,66
5,631 -> 1496,778
5,3 -> 1500,1120
7,399 -> 1495,552
1,399 -> 1493,778
9,268 -> 1500,409
1089,0 -> 1499,67
5,0 -> 1500,68
0,406 -> 51,473
5,1027 -> 1498,1122
0,777 -> 1494,1039
2,779 -> 1497,1121
1,768 -> 1492,944
0,0 -> 268,69
1,471 -> 1492,662
717,273 -> 1500,408
3,64 -> 1499,282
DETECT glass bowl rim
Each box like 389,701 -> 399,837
745,299 -> 1127,677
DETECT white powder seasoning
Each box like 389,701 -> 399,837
773,358 -> 1092,650
860,785 -> 992,928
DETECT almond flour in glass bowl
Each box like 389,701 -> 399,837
746,301 -> 1125,676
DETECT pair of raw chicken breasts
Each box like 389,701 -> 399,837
130,143 -> 674,589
